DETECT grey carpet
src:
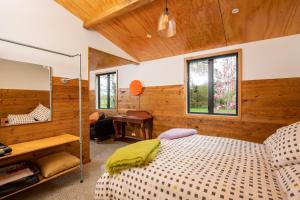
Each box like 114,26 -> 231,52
9,140 -> 127,200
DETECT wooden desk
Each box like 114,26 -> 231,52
112,111 -> 153,141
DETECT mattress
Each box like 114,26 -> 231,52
95,135 -> 285,200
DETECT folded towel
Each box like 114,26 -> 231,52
105,139 -> 160,175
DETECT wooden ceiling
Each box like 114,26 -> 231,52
56,0 -> 300,62
89,47 -> 137,70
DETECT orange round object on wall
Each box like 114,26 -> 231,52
130,80 -> 143,96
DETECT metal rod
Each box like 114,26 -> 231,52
0,37 -> 79,57
49,68 -> 53,121
0,37 -> 84,183
79,53 -> 84,183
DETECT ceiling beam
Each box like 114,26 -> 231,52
84,0 -> 154,29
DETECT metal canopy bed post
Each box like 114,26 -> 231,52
0,37 -> 84,183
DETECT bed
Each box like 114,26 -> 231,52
94,135 -> 286,200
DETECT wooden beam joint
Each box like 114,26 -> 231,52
84,0 -> 154,29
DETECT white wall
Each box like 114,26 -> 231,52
0,0 -> 134,80
90,34 -> 300,89
0,58 -> 50,90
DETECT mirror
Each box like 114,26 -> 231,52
0,58 -> 52,127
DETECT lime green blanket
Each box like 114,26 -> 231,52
105,139 -> 160,175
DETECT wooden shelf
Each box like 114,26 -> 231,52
0,134 -> 80,199
0,165 -> 80,200
0,134 -> 79,161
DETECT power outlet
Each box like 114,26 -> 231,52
132,132 -> 136,136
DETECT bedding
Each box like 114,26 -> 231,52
276,164 -> 300,200
95,135 -> 285,200
7,114 -> 35,125
159,128 -> 197,140
263,130 -> 279,150
106,139 -> 160,175
29,103 -> 51,121
268,121 -> 300,168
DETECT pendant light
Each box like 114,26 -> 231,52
157,0 -> 176,38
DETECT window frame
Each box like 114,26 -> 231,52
95,71 -> 118,110
184,49 -> 242,119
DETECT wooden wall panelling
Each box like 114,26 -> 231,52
0,89 -> 50,118
185,117 -> 285,142
89,90 -> 96,113
116,78 -> 300,143
241,78 -> 300,124
0,77 -> 90,164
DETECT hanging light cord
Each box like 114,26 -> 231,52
165,0 -> 168,12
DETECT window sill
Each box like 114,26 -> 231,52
96,108 -> 117,112
184,113 -> 242,121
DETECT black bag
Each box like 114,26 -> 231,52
0,161 -> 40,197
0,143 -> 12,157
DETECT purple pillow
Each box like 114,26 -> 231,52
159,128 -> 197,140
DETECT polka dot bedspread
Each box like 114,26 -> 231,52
95,135 -> 285,200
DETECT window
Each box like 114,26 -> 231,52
186,51 -> 240,116
96,72 -> 117,109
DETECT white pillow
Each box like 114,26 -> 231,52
264,131 -> 280,151
29,104 -> 51,121
276,164 -> 300,200
7,114 -> 35,125
263,125 -> 289,153
159,128 -> 197,140
268,121 -> 300,168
